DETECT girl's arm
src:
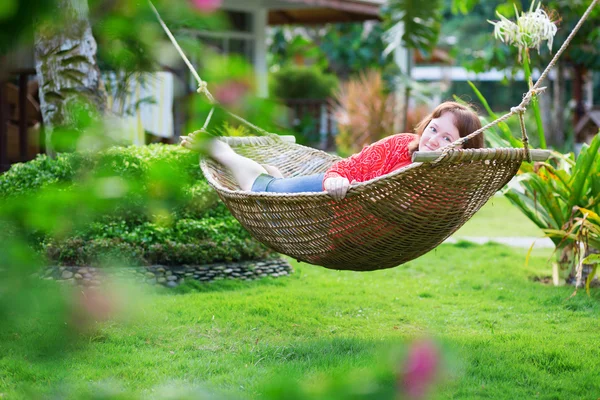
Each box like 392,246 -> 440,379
322,134 -> 415,200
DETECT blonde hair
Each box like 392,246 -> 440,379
408,101 -> 484,152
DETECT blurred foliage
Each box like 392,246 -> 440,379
445,79 -> 530,113
544,0 -> 600,71
269,24 -> 399,81
270,65 -> 339,100
89,0 -> 223,73
382,0 -> 443,56
0,144 -> 272,266
441,0 -> 521,74
261,340 -> 450,400
0,0 -> 57,55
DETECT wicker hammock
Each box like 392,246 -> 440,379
150,0 -> 597,271
201,136 -> 546,271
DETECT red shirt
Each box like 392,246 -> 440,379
323,133 -> 416,185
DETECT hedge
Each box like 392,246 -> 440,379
0,144 -> 273,266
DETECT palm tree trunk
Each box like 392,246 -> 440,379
34,0 -> 106,157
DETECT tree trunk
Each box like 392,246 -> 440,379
34,0 -> 106,157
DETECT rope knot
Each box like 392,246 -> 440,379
511,105 -> 526,114
197,81 -> 208,94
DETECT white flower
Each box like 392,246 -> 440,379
489,1 -> 558,60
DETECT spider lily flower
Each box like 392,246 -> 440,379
489,1 -> 558,61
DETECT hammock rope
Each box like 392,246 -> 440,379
148,0 -> 272,136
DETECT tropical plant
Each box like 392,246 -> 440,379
503,133 -> 600,288
332,70 -> 397,156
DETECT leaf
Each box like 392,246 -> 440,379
582,254 -> 600,264
385,0 -> 442,53
451,0 -> 478,15
543,229 -> 577,245
504,190 -> 550,230
586,265 -> 597,295
569,134 -> 600,206
466,81 -> 521,148
579,208 -> 600,225
524,240 -> 537,267
525,174 -> 567,229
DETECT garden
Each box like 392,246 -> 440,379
1,0 -> 599,399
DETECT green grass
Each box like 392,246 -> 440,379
455,194 -> 543,238
1,243 -> 599,399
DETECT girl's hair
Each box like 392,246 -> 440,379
409,101 -> 484,152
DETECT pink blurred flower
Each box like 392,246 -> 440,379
214,81 -> 250,106
69,287 -> 115,334
401,339 -> 441,400
190,0 -> 222,13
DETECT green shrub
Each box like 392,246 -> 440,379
0,144 -> 273,266
270,65 -> 339,100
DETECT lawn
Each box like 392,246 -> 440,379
1,240 -> 599,399
455,194 -> 543,238
1,195 -> 598,399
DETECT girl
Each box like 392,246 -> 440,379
181,101 -> 484,200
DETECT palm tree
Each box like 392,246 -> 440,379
34,0 -> 106,156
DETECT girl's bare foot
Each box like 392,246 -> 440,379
263,164 -> 284,178
180,130 -> 208,152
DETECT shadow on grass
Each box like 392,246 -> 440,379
165,273 -> 297,295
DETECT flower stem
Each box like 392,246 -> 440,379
522,53 -> 547,149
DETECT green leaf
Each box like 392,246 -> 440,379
586,265 -> 597,295
524,174 -> 567,229
579,208 -> 600,225
504,189 -> 551,230
466,81 -> 522,148
451,0 -> 478,15
582,254 -> 600,265
569,134 -> 600,206
385,0 -> 442,53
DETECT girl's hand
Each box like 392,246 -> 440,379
324,177 -> 351,201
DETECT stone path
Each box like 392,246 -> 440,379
445,236 -> 555,248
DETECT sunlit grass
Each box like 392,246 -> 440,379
455,194 -> 543,238
1,243 -> 598,399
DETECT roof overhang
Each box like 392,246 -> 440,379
267,0 -> 383,25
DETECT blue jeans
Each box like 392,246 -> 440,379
251,173 -> 325,193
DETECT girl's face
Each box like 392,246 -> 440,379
418,111 -> 461,152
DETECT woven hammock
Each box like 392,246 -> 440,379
150,0 -> 598,271
201,136 -> 547,271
